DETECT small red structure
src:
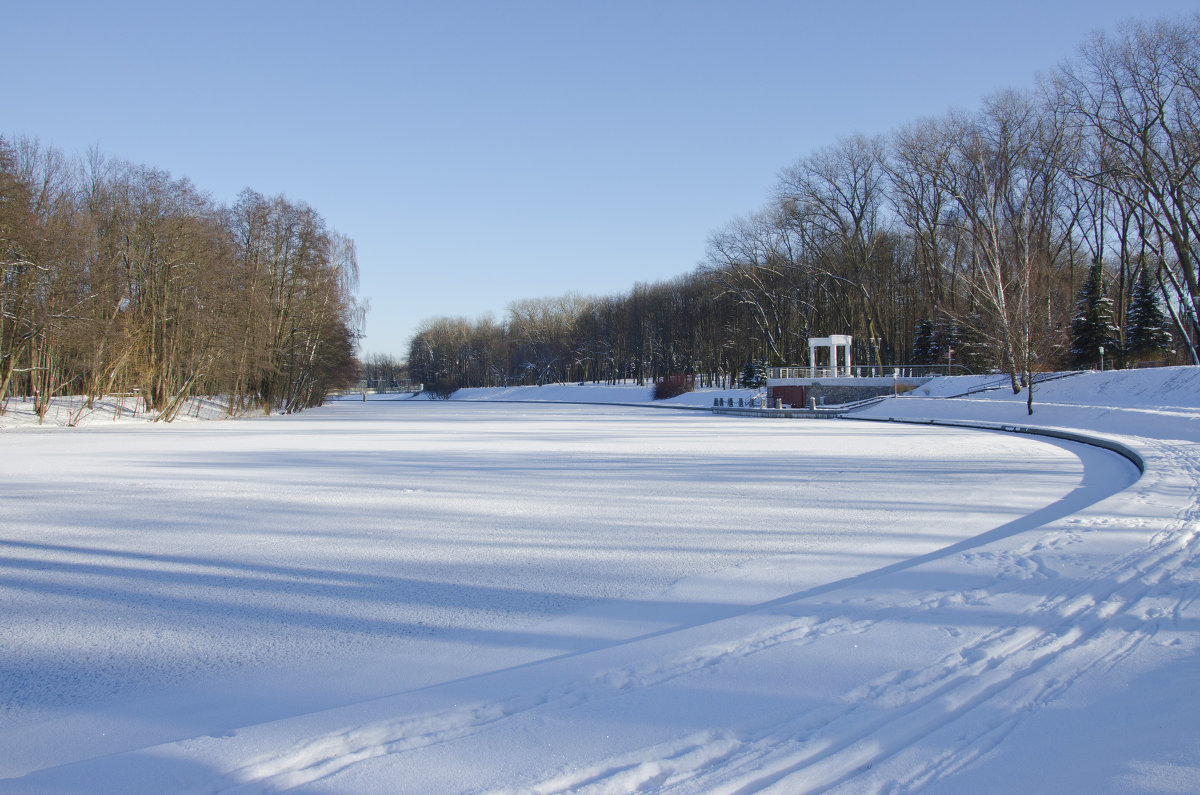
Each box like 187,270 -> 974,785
767,384 -> 807,408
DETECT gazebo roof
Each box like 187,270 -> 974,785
808,335 -> 852,347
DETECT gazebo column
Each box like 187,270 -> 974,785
806,335 -> 852,377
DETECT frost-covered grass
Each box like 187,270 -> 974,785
1,368 -> 1198,793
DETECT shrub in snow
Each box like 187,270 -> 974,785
428,378 -> 459,400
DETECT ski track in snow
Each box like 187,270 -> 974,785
217,609 -> 879,791
508,440 -> 1200,795
187,440 -> 1198,794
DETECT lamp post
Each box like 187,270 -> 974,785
1099,345 -> 1105,372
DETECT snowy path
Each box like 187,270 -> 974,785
2,386 -> 1197,792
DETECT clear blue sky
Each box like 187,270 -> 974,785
6,1 -> 1197,357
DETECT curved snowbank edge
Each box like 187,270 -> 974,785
846,414 -> 1146,474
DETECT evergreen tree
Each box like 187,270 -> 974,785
739,360 -> 767,388
943,315 -> 992,373
1124,266 -> 1173,363
934,316 -> 960,370
911,318 -> 934,365
1069,260 -> 1119,368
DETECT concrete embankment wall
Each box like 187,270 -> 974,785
769,377 -> 930,407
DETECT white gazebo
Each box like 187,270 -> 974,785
808,334 -> 853,377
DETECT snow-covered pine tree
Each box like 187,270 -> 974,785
934,316 -> 960,369
1124,265 -> 1174,363
911,318 -> 935,365
739,360 -> 767,388
1069,259 -> 1119,369
943,315 -> 992,373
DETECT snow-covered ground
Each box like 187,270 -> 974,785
1,368 -> 1197,793
0,394 -> 236,431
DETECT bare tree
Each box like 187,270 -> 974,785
1053,16 -> 1200,361
936,93 -> 1069,406
777,134 -> 893,363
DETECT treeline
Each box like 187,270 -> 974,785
0,138 -> 363,421
410,16 -> 1196,392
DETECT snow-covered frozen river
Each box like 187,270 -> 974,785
0,397 -> 1179,792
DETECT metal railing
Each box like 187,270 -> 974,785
767,364 -> 971,380
949,370 -> 1084,398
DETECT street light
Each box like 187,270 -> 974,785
1099,345 -> 1105,372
